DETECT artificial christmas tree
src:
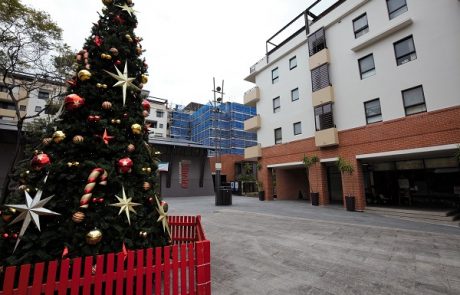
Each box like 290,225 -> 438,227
0,0 -> 170,266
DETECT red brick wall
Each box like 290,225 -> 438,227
259,106 -> 460,210
209,154 -> 244,182
275,168 -> 308,200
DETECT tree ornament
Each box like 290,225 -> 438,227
64,94 -> 85,110
72,211 -> 85,223
142,167 -> 152,173
102,101 -> 112,110
110,185 -> 141,225
127,144 -> 135,152
80,168 -> 108,208
131,123 -> 142,134
104,62 -> 140,106
114,15 -> 125,25
2,233 -> 9,239
78,69 -> 92,81
31,153 -> 51,171
96,83 -> 108,88
52,131 -> 66,143
143,182 -> 151,191
118,157 -> 133,173
6,177 -> 61,252
116,3 -> 136,17
102,0 -> 112,5
87,115 -> 101,123
142,110 -> 149,117
155,196 -> 171,238
115,60 -> 122,65
109,47 -> 119,56
111,118 -> 121,124
42,137 -> 52,145
101,129 -> 114,145
125,34 -> 133,42
101,53 -> 112,60
73,135 -> 84,144
136,47 -> 142,55
141,74 -> 149,84
67,161 -> 80,167
139,231 -> 148,238
93,35 -> 103,47
142,99 -> 151,112
66,78 -> 77,87
86,229 -> 102,245
160,200 -> 169,213
138,83 -> 144,89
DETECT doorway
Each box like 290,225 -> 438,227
327,165 -> 343,204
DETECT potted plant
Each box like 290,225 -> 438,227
302,154 -> 320,206
337,156 -> 355,211
257,180 -> 265,201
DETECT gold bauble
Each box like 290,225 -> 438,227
136,47 -> 142,55
127,144 -> 135,152
143,182 -> 151,191
72,135 -> 84,144
86,229 -> 102,245
52,131 -> 66,143
42,137 -> 52,145
139,231 -> 148,238
72,211 -> 85,223
78,69 -> 92,81
102,101 -> 112,110
141,74 -> 149,84
131,123 -> 142,135
109,47 -> 119,56
102,0 -> 113,5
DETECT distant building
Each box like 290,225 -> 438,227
145,96 -> 168,138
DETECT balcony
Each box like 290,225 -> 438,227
312,85 -> 334,107
243,87 -> 260,106
244,144 -> 262,160
0,92 -> 9,100
315,127 -> 339,147
309,48 -> 330,70
244,115 -> 261,132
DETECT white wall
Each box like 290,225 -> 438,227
146,101 -> 168,137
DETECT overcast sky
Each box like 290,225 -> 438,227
22,0 -> 323,106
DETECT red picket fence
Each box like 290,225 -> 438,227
0,215 -> 211,295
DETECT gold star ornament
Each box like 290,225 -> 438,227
155,196 -> 171,238
116,3 -> 137,17
110,185 -> 141,225
104,62 -> 140,106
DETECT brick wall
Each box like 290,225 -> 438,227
209,154 -> 244,182
259,106 -> 460,210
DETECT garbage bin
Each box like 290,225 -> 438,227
345,195 -> 355,211
216,186 -> 232,206
310,192 -> 319,206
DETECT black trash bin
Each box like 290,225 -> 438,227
345,195 -> 355,211
216,186 -> 232,206
310,192 -> 319,206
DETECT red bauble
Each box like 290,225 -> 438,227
118,157 -> 133,173
87,115 -> 101,122
160,201 -> 169,213
64,94 -> 85,110
142,99 -> 151,112
93,35 -> 103,47
31,153 -> 51,171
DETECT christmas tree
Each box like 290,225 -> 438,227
0,0 -> 170,266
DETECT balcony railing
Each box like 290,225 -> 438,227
244,115 -> 261,132
244,144 -> 262,160
315,127 -> 339,147
243,87 -> 260,106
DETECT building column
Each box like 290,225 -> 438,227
340,160 -> 365,211
311,164 -> 329,205
260,166 -> 274,201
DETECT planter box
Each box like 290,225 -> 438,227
0,215 -> 211,295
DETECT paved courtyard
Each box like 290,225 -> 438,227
168,195 -> 460,295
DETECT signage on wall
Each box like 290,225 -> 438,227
158,162 -> 169,172
179,160 -> 191,189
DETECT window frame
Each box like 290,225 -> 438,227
37,90 -> 50,100
358,54 -> 376,79
291,88 -> 299,102
156,110 -> 164,118
274,128 -> 282,145
271,67 -> 279,84
353,13 -> 369,38
314,103 -> 334,131
35,106 -> 42,112
293,122 -> 302,135
394,35 -> 417,66
311,63 -> 330,92
364,98 -> 382,124
289,56 -> 297,70
273,96 -> 280,113
402,85 -> 427,116
19,105 -> 26,111
386,0 -> 408,20
308,27 -> 326,56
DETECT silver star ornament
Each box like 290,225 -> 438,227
6,189 -> 60,252
110,185 -> 141,225
104,62 -> 140,106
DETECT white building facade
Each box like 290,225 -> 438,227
145,96 -> 169,138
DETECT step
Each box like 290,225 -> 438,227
366,206 -> 451,217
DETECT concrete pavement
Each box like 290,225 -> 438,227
168,196 -> 460,295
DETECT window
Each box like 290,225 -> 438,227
19,105 -> 26,111
308,27 -> 326,56
274,128 -> 282,144
386,0 -> 407,19
358,54 -> 376,79
291,88 -> 299,101
289,56 -> 297,70
293,122 -> 302,135
35,106 -> 42,112
156,110 -> 164,118
159,123 -> 164,128
38,90 -> 49,100
402,85 -> 426,115
148,120 -> 158,128
311,64 -> 330,92
271,67 -> 279,84
0,84 -> 9,93
353,13 -> 369,38
273,97 -> 280,113
314,103 -> 334,131
394,36 -> 416,66
0,101 -> 15,110
364,99 -> 382,124
0,116 -> 14,121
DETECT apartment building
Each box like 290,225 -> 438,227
244,0 -> 460,210
145,96 -> 169,138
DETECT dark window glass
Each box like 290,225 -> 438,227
274,128 -> 282,144
273,97 -> 280,113
394,36 -> 416,66
402,85 -> 426,115
308,28 -> 326,56
364,99 -> 382,124
0,101 -> 15,110
314,103 -> 334,131
38,91 -> 49,100
156,110 -> 164,118
387,0 -> 408,19
272,67 -> 279,84
311,64 -> 330,92
293,122 -> 302,135
19,105 -> 26,111
353,13 -> 369,38
0,84 -> 9,93
289,56 -> 297,70
291,88 -> 299,101
35,106 -> 42,112
358,54 -> 376,79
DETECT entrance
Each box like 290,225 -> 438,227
327,165 -> 343,204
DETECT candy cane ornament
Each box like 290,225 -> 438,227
80,168 -> 108,208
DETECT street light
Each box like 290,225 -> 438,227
212,77 -> 224,204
